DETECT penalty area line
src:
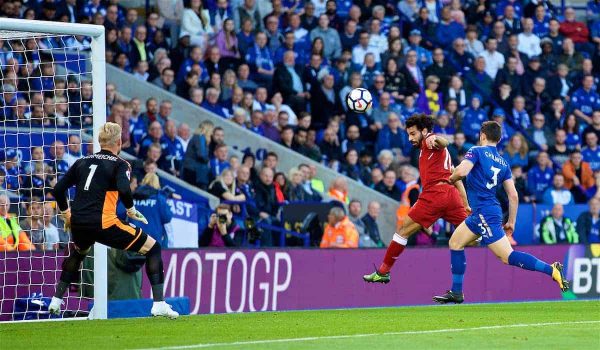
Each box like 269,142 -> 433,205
133,320 -> 600,350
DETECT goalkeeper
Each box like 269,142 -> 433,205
49,122 -> 178,319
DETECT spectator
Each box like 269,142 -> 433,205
526,77 -> 552,116
254,167 -> 277,246
461,94 -> 487,144
371,92 -> 403,129
510,95 -> 531,130
199,204 -> 241,247
548,129 -> 570,169
576,198 -> 600,243
319,127 -> 342,165
138,121 -> 163,158
406,29 -> 432,69
463,56 -> 493,99
182,0 -> 213,49
479,37 -> 505,79
495,56 -> 523,96
558,38 -> 584,73
209,168 -> 246,202
152,67 -> 177,94
560,7 -> 591,52
399,50 -> 424,96
572,76 -> 600,126
273,51 -> 308,113
245,32 -> 275,87
320,206 -> 359,248
0,193 -> 35,251
528,151 -> 554,201
130,173 -> 173,247
564,152 -> 595,204
448,38 -> 475,74
448,132 -> 473,165
582,131 -> 600,171
564,114 -> 582,151
279,125 -> 295,149
542,174 -> 574,205
445,76 -> 468,111
361,201 -> 383,246
526,113 -> 553,152
347,199 -> 366,235
210,143 -> 231,179
19,198 -> 45,250
376,113 -> 408,157
310,14 -> 341,60
465,27 -> 484,57
539,203 -> 579,244
327,177 -> 349,204
298,164 -> 324,202
286,167 -> 312,201
375,168 -> 402,201
201,88 -> 229,118
583,111 -> 600,143
518,18 -> 542,58
177,123 -> 192,151
512,165 -> 532,203
436,6 -> 465,50
340,125 -> 365,154
501,5 -> 522,35
160,120 -> 184,176
183,120 -> 213,189
424,48 -> 456,90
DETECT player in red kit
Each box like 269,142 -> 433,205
363,114 -> 471,283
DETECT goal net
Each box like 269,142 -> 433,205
0,19 -> 106,321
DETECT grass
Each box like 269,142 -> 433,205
1,300 -> 599,350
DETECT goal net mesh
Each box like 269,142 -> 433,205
0,30 -> 96,321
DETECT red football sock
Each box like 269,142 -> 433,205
379,233 -> 408,274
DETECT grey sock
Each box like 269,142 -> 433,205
151,283 -> 164,302
54,281 -> 69,299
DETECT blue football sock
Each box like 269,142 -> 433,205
450,250 -> 466,293
508,251 -> 553,276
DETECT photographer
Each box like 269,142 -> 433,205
199,204 -> 241,247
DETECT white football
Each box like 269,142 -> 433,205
346,88 -> 373,113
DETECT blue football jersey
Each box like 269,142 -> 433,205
463,146 -> 512,211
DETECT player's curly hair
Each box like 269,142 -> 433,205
405,113 -> 434,133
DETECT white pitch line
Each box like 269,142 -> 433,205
133,320 -> 600,350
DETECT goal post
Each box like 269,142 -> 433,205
0,19 -> 107,320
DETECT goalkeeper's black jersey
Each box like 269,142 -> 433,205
53,150 -> 134,227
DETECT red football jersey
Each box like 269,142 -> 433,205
418,134 -> 453,190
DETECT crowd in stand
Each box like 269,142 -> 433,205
1,0 -> 600,248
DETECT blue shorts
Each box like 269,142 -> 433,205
464,210 -> 505,245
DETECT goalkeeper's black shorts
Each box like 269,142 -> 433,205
70,220 -> 148,252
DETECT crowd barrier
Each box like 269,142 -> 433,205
2,244 -> 597,320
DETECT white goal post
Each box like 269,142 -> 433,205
0,19 -> 107,320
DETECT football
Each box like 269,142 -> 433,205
346,88 -> 373,113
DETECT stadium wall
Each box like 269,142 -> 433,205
106,65 -> 400,243
2,245 -> 597,320
138,245 -> 597,315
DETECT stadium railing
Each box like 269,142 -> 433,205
106,64 -> 401,243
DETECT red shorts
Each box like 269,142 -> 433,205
407,184 -> 467,228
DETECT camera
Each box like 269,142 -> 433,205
245,217 -> 261,244
218,214 -> 227,224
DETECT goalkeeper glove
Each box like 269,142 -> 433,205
60,208 -> 71,233
126,207 -> 148,224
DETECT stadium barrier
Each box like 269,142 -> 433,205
138,244 -> 596,315
2,244 -> 597,320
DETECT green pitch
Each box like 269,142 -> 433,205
2,300 -> 599,350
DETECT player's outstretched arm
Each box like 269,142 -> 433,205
425,134 -> 450,149
449,160 -> 474,184
502,178 -> 519,236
